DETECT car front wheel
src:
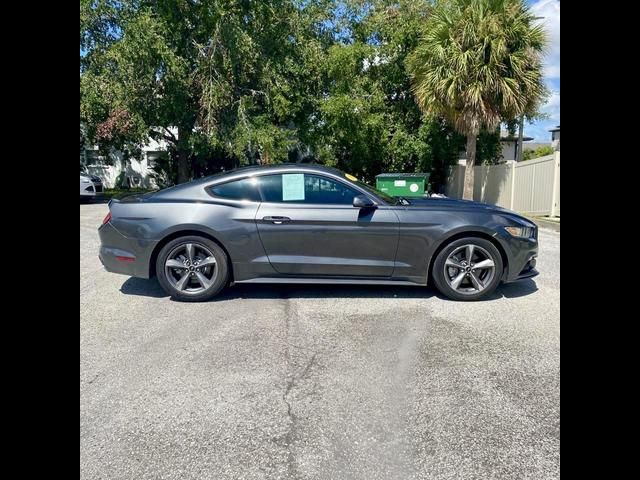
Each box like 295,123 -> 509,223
432,237 -> 503,301
156,236 -> 229,302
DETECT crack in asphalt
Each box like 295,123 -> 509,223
85,373 -> 100,385
281,297 -> 320,479
282,352 -> 317,479
272,334 -> 319,352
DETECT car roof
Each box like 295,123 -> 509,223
192,163 -> 348,185
153,163 -> 345,196
155,163 -> 367,199
227,163 -> 343,175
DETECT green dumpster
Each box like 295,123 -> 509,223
375,173 -> 430,197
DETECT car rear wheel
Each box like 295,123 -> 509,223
156,236 -> 229,302
432,237 -> 503,301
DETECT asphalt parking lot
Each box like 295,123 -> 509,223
80,202 -> 560,480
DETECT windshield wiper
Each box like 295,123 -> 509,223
396,196 -> 411,206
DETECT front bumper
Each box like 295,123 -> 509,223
98,221 -> 157,278
502,235 -> 539,283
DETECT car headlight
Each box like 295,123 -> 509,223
80,176 -> 91,183
504,226 -> 535,238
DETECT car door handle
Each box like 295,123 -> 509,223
262,216 -> 291,224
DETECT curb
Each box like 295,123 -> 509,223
529,217 -> 560,233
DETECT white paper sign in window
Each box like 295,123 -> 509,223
282,174 -> 305,201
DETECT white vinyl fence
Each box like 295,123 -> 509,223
445,152 -> 560,217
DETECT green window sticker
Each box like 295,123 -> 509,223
282,174 -> 305,201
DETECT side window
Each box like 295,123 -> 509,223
209,177 -> 261,202
258,174 -> 358,205
258,175 -> 285,203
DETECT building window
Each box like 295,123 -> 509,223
84,150 -> 103,165
146,151 -> 168,168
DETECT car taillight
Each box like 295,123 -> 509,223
102,211 -> 112,225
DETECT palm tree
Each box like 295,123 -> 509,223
407,0 -> 547,200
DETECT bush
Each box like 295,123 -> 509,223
523,145 -> 554,161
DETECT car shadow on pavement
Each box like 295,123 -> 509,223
487,279 -> 538,299
120,276 -> 437,300
120,277 -> 169,298
120,277 -> 538,302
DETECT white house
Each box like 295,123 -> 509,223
500,130 -> 533,161
80,128 -> 173,188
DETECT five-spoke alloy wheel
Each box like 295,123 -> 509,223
432,237 -> 503,301
156,236 -> 229,301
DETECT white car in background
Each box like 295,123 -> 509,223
80,164 -> 104,201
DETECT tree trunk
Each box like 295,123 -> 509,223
177,126 -> 190,184
177,149 -> 189,184
462,134 -> 477,200
517,115 -> 524,162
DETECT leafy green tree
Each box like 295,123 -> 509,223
305,1 -> 500,185
81,0 -> 506,189
302,1 -> 448,183
407,0 -> 547,199
80,0 -> 330,183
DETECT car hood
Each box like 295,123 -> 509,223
404,197 -> 535,226
406,196 -> 508,210
81,174 -> 102,182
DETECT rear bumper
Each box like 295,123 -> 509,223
98,222 -> 157,278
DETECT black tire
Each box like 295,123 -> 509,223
431,237 -> 503,301
156,235 -> 229,302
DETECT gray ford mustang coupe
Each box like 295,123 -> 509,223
98,164 -> 538,301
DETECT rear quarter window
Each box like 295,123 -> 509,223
209,177 -> 261,202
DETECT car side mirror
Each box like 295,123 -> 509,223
353,195 -> 376,209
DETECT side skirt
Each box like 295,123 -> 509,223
233,277 -> 426,286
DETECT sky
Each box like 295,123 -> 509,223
525,0 -> 560,142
